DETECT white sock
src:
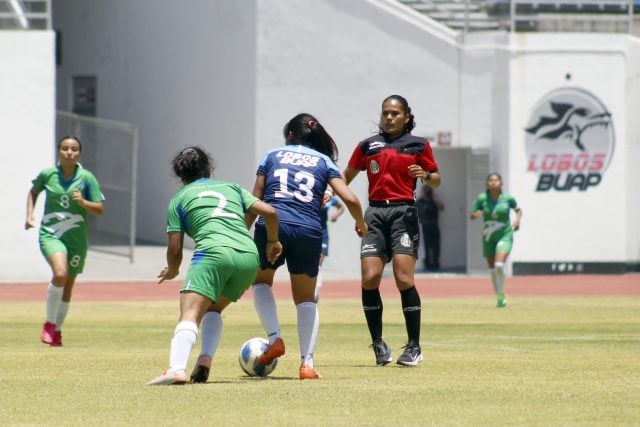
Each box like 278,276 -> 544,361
253,283 -> 281,344
199,311 -> 222,359
169,321 -> 198,372
297,302 -> 319,367
55,302 -> 69,331
489,268 -> 498,294
314,271 -> 323,302
494,262 -> 505,297
46,283 -> 63,324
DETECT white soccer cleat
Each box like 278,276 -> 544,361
146,369 -> 188,386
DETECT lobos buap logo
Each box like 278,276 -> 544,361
524,87 -> 614,192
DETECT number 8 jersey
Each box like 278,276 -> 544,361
32,165 -> 104,248
256,144 -> 342,231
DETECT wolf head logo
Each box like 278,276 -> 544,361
525,101 -> 611,152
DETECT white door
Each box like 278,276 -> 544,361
466,149 -> 490,275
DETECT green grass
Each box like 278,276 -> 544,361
1,296 -> 639,426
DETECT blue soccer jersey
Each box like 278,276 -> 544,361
256,144 -> 342,231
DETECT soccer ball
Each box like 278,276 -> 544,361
238,337 -> 277,377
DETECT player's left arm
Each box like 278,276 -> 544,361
512,205 -> 522,231
410,143 -> 441,188
74,175 -> 105,216
72,189 -> 104,216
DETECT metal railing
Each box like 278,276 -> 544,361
399,0 -> 636,33
56,111 -> 139,263
0,0 -> 49,30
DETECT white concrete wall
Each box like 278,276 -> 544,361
53,0 -> 258,244
506,34 -> 639,266
47,0 -> 640,278
0,32 -> 55,282
255,0 -> 464,277
624,37 -> 640,264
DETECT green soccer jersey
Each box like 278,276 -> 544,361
470,192 -> 518,242
166,178 -> 259,253
32,165 -> 105,247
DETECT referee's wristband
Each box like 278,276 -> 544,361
267,239 -> 279,243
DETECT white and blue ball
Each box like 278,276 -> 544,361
238,337 -> 277,377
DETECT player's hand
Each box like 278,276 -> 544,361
266,241 -> 283,264
407,164 -> 426,179
71,189 -> 86,207
355,222 -> 368,238
157,267 -> 179,284
322,189 -> 333,206
25,218 -> 36,230
512,221 -> 520,231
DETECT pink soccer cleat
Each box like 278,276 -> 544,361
40,322 -> 55,345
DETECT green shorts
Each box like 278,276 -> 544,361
39,233 -> 87,276
181,247 -> 259,303
483,234 -> 513,259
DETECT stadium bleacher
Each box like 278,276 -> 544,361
399,0 -> 639,33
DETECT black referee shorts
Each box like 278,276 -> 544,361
360,204 -> 419,261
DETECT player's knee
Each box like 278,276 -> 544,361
51,269 -> 69,285
361,271 -> 382,288
494,261 -> 505,275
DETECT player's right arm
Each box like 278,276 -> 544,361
328,177 -> 367,238
469,194 -> 483,220
157,231 -> 183,284
244,174 -> 266,230
25,187 -> 40,230
330,199 -> 345,222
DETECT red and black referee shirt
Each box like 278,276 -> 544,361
347,133 -> 439,203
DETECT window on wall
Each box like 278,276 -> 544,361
71,76 -> 97,116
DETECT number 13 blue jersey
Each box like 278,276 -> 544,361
256,144 -> 342,231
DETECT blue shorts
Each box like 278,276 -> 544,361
254,222 -> 322,277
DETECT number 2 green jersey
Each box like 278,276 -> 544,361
470,192 -> 518,242
32,165 -> 105,248
166,178 -> 259,254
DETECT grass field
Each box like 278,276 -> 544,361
1,296 -> 639,426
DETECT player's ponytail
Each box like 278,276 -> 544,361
283,113 -> 338,162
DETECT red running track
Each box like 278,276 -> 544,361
0,274 -> 638,301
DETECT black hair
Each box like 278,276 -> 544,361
486,172 -> 502,183
485,172 -> 503,194
283,113 -> 338,162
172,146 -> 214,183
379,94 -> 416,136
57,135 -> 82,152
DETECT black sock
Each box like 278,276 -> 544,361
400,286 -> 421,345
362,288 -> 383,342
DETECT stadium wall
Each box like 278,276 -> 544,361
48,0 -> 640,278
0,31 -> 56,281
52,0 -> 258,245
504,34 -> 640,274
